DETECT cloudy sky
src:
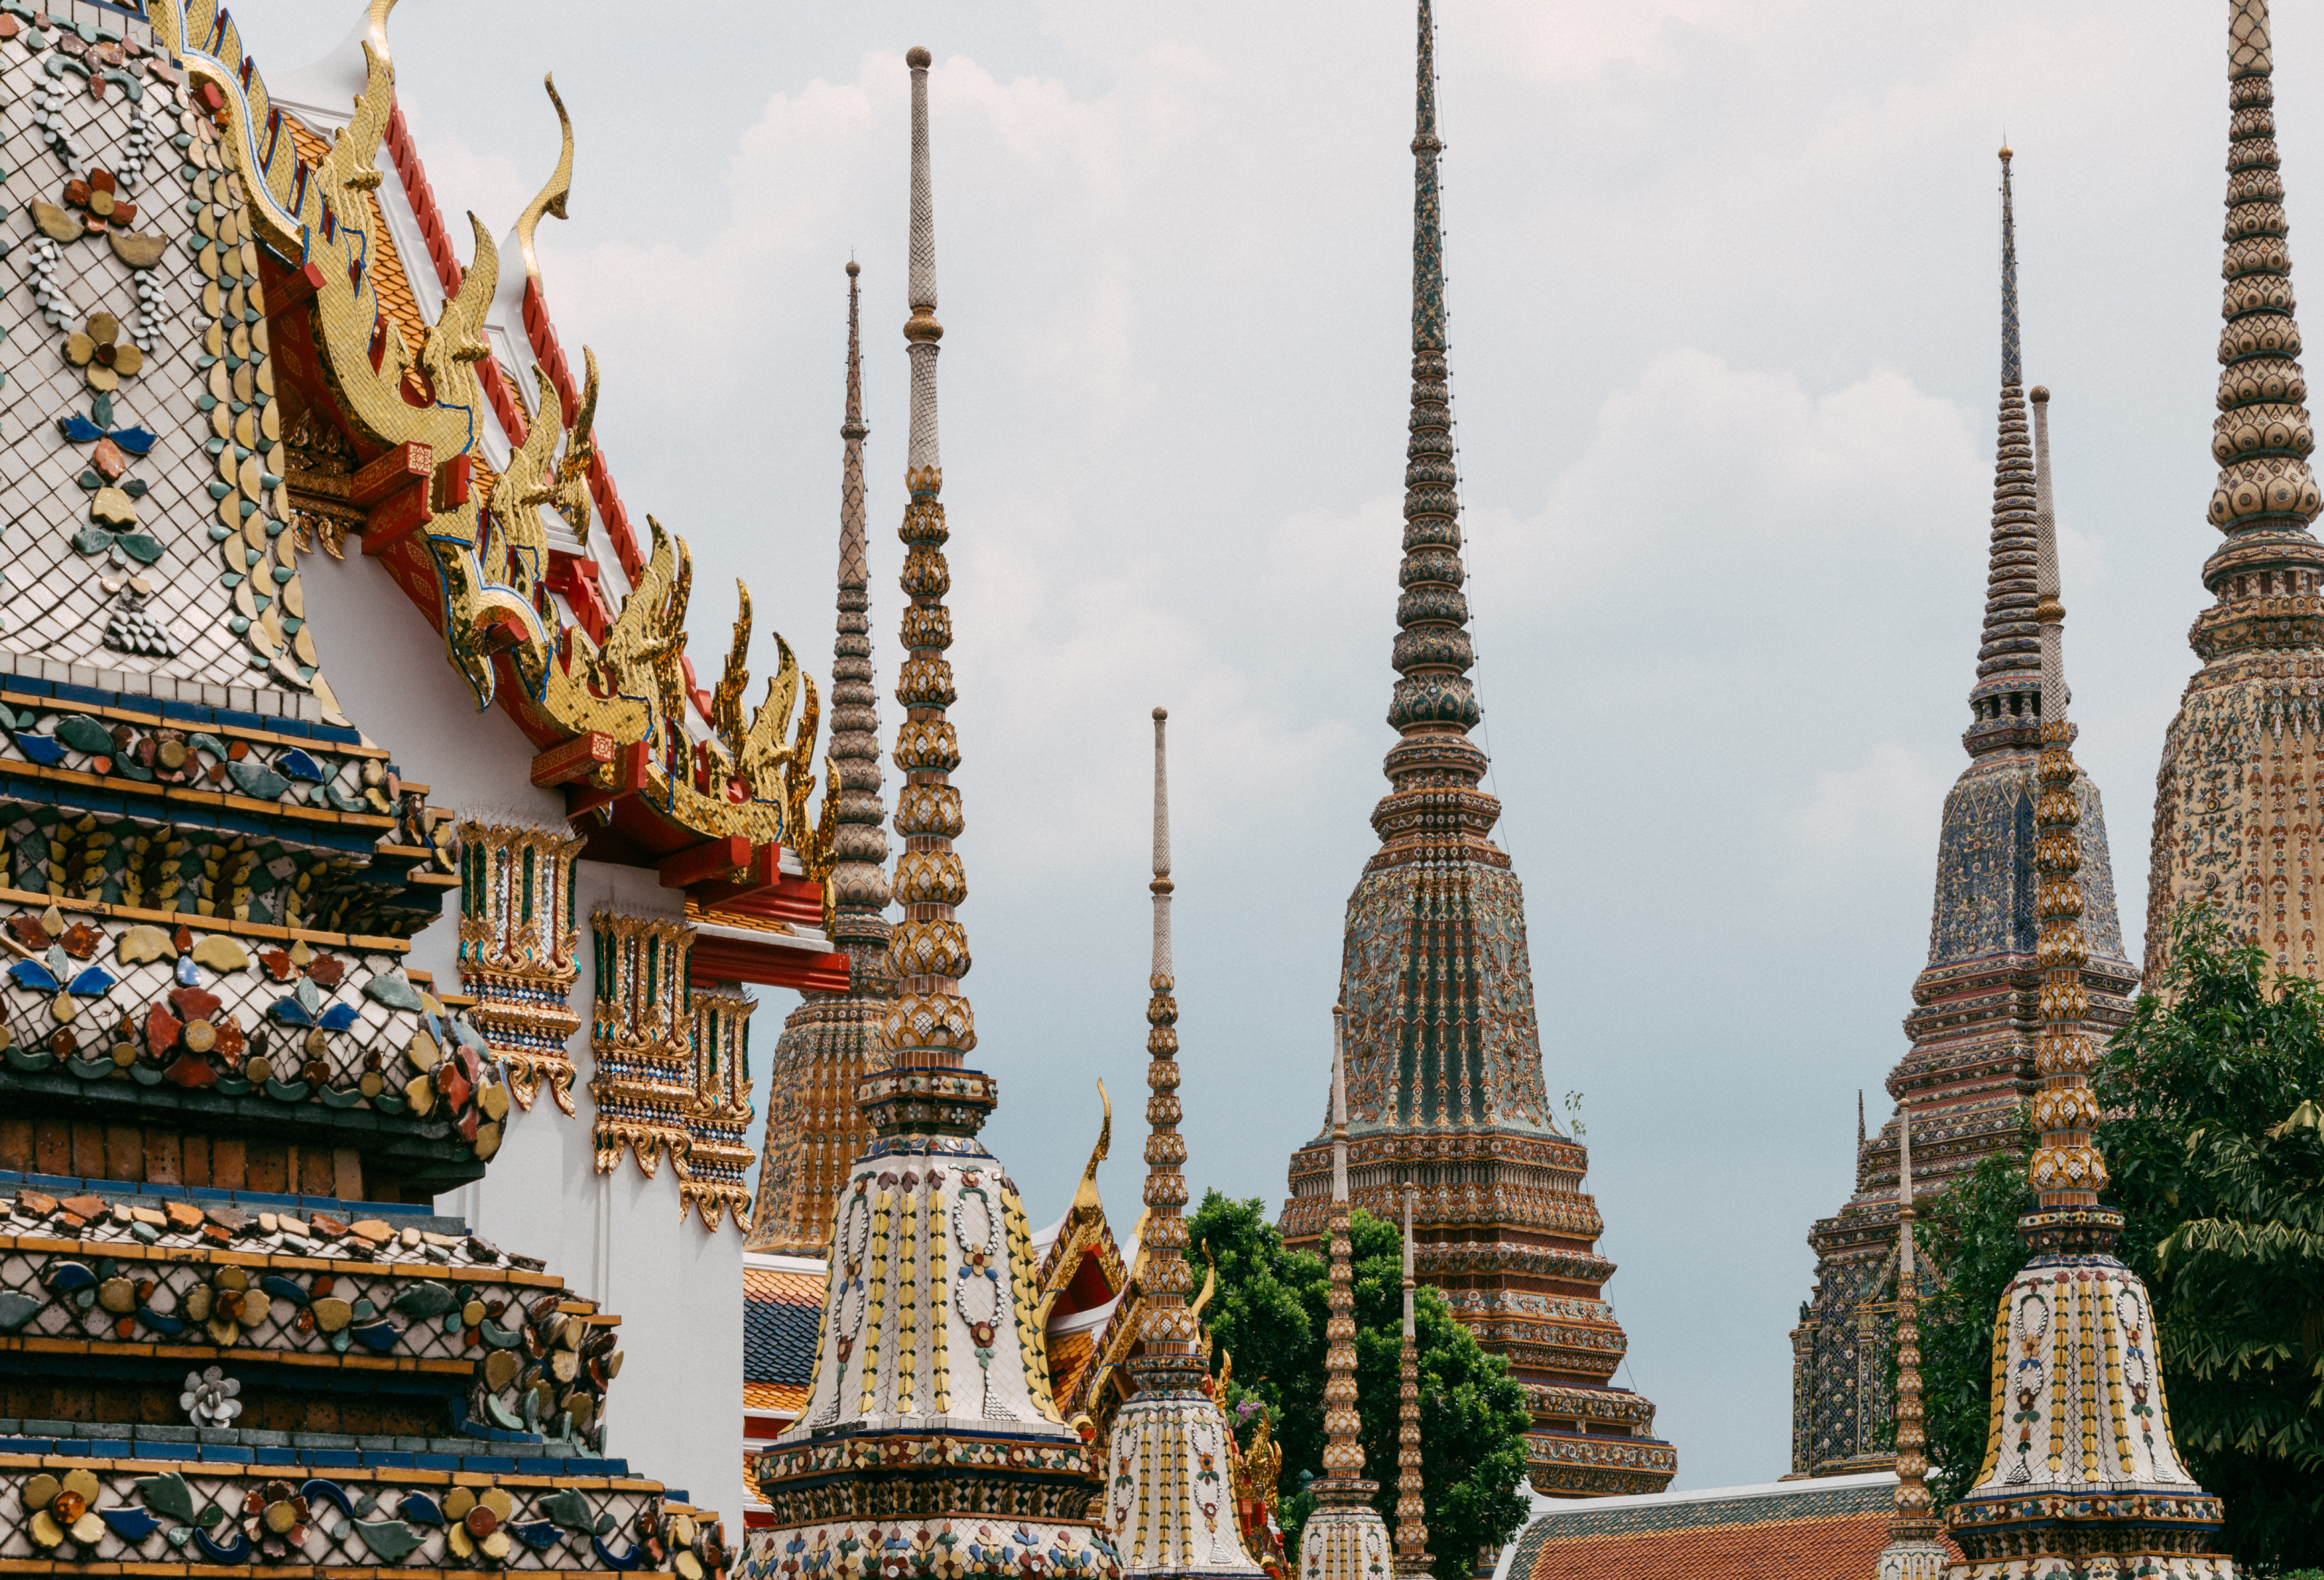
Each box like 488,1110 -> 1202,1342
234,0 -> 2280,1491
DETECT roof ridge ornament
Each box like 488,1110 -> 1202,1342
513,73 -> 573,288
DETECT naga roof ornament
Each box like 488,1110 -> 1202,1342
2146,0 -> 2324,986
747,51 -> 1120,1580
1279,0 -> 1671,1496
132,0 -> 840,970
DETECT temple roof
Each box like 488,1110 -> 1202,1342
1495,1475 -> 1949,1580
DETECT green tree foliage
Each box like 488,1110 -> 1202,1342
1917,909 -> 2324,1571
1187,1191 -> 1532,1576
2098,910 -> 2324,1571
1916,1146 -> 2034,1512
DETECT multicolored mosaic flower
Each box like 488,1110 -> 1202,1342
63,311 -> 143,392
23,1468 -> 106,1552
239,1478 -> 311,1560
60,167 -> 138,233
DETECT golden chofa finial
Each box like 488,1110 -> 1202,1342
1999,143 -> 2013,162
846,259 -> 860,278
2031,385 -> 2051,404
906,45 -> 932,68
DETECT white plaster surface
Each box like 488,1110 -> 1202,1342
301,549 -> 745,1523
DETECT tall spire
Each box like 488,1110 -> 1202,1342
1133,706 -> 1198,1381
1964,147 -> 2044,757
756,57 -> 1114,1580
1873,1111 -> 1943,1579
1790,145 -> 2136,1481
1282,0 -> 1673,1498
1942,387 -> 2226,1569
825,259 -> 891,943
1378,0 -> 1492,831
1106,711 -> 1267,1579
878,44 -> 982,1128
1393,1184 -> 1433,1580
743,261 -> 898,1253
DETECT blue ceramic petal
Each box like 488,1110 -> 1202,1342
319,1002 -> 358,1032
276,748 -> 325,782
12,732 -> 64,767
100,1506 -> 163,1541
58,414 -> 103,442
108,425 -> 159,454
269,997 -> 313,1026
68,965 -> 116,997
7,959 -> 58,992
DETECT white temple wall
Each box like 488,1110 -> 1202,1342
301,530 -> 747,1525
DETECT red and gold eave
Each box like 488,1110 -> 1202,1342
197,48 -> 846,997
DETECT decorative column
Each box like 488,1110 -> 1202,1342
1393,1184 -> 1431,1580
684,986 -> 757,1230
589,912 -> 696,1181
1105,709 -> 1265,1577
455,820 -> 584,1114
1297,1010 -> 1391,1580
1942,386 -> 2235,1573
1872,1110 -> 1943,1579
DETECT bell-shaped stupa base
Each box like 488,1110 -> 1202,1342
1297,1483 -> 1389,1580
1104,1389 -> 1269,1579
1875,1539 -> 1950,1580
1943,1225 -> 2232,1579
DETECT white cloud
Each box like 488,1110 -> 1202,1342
1780,742 -> 1950,882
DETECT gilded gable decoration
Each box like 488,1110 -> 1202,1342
685,984 -> 758,1230
589,909 -> 697,1181
456,818 -> 584,1114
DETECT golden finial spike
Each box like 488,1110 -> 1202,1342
514,74 -> 574,286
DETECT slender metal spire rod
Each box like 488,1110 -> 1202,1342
1321,1008 -> 1364,1477
1886,1109 -> 1938,1544
1131,708 -> 1200,1383
881,45 -> 980,1103
1394,1183 -> 1432,1579
2026,385 -> 2106,1210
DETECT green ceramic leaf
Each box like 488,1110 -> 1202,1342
135,1472 -> 195,1525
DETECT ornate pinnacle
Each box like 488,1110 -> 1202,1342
1886,1109 -> 1939,1544
2026,386 -> 2109,1216
874,47 -> 984,1133
1393,1183 -> 1433,1579
1377,0 -> 1496,840
2192,0 -> 2324,663
826,260 -> 891,948
1965,148 -> 2044,757
1319,1008 -> 1367,1482
1131,708 -> 1201,1389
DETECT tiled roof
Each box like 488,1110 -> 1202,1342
744,1268 -> 825,1386
1046,1327 -> 1097,1411
1504,1475 -> 1954,1580
744,1381 -> 809,1416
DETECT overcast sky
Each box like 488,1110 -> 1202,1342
232,0 -> 2280,1492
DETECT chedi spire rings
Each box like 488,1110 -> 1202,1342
2211,0 -> 2323,532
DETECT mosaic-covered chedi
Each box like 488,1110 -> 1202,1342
1786,147 -> 2134,1482
0,0 -> 861,1563
1276,0 -> 1670,1498
744,49 -> 1120,1580
2146,0 -> 2324,988
1943,258 -> 2232,1580
748,260 -> 896,1260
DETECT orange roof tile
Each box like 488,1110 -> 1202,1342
1505,1477 -> 1954,1580
744,1381 -> 808,1414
